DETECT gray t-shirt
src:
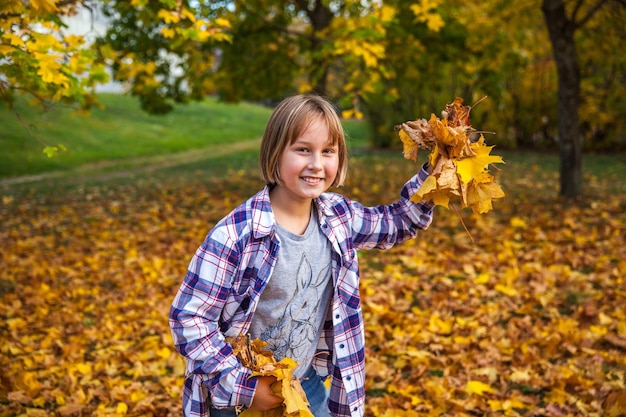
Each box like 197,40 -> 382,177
249,208 -> 333,378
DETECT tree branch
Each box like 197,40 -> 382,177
571,0 -> 586,21
573,0 -> 611,29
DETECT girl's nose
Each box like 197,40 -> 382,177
308,153 -> 323,170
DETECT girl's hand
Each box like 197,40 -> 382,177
249,375 -> 282,411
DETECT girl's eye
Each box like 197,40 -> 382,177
324,148 -> 336,154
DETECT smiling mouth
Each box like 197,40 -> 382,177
301,177 -> 323,184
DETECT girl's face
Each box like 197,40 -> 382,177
274,117 -> 339,205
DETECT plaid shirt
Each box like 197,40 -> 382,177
169,166 -> 434,417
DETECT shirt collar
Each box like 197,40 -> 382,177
250,185 -> 275,239
250,186 -> 335,240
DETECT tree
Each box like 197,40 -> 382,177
0,0 -> 231,145
94,0 -> 232,114
96,1 -> 439,125
541,0 -> 625,198
1,0 -> 108,154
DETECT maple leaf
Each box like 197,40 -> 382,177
463,170 -> 505,214
30,0 -> 58,12
603,389 -> 626,417
226,335 -> 314,417
428,114 -> 466,150
398,118 -> 437,161
442,96 -> 472,127
456,139 -> 504,184
398,129 -> 419,162
465,380 -> 496,396
398,96 -> 505,215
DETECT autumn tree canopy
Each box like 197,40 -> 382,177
0,0 -> 108,113
3,0 -> 624,150
0,0 -> 232,116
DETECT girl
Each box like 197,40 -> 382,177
169,94 -> 434,417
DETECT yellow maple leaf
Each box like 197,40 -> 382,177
428,143 -> 440,168
428,314 -> 454,335
494,283 -> 518,297
227,335 -> 314,417
413,175 -> 436,200
466,177 -> 505,214
35,53 -> 69,86
215,17 -> 232,28
157,9 -> 180,24
456,139 -> 504,184
116,402 -> 128,414
74,362 -> 92,375
429,115 -> 465,149
430,189 -> 451,208
399,129 -> 419,161
161,27 -> 176,38
465,380 -> 496,396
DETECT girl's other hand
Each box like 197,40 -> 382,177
249,375 -> 282,411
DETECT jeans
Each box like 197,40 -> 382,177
210,366 -> 330,417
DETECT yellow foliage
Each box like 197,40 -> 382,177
157,9 -> 180,24
336,39 -> 385,68
116,402 -> 128,414
398,97 -> 505,214
30,0 -> 57,13
410,0 -> 445,32
376,5 -> 396,22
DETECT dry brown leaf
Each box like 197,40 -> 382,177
603,389 -> 626,417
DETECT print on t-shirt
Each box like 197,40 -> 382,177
259,252 -> 331,361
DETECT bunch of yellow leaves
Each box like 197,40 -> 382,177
226,335 -> 314,417
397,97 -> 505,214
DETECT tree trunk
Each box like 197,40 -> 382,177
541,0 -> 583,198
295,0 -> 333,96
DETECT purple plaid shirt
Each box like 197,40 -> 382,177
169,166 -> 434,417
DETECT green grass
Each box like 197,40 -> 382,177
0,94 -> 274,178
1,94 -> 372,180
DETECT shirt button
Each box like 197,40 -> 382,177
335,314 -> 340,319
346,376 -> 352,381
339,344 -> 345,349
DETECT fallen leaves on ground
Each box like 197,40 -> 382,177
0,156 -> 625,416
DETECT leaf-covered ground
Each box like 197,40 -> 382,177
1,154 -> 625,416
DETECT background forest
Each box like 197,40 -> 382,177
2,0 -> 625,152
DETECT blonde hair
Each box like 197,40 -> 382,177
259,94 -> 348,188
